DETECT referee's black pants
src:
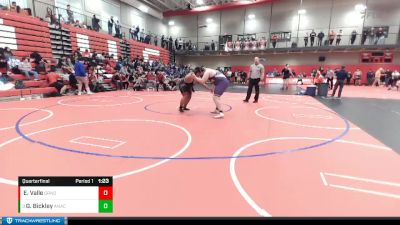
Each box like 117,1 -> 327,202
245,78 -> 260,102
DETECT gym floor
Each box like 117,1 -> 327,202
0,84 -> 399,216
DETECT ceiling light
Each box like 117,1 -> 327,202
355,3 -> 367,12
196,0 -> 204,5
298,9 -> 306,14
248,14 -> 255,19
168,21 -> 175,26
206,18 -> 213,23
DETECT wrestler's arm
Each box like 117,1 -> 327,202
194,72 -> 212,90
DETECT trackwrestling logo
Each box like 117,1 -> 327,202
1,217 -> 64,225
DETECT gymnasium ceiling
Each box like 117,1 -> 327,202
140,0 -> 240,12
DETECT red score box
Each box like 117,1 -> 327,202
99,186 -> 113,200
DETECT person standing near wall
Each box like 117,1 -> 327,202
281,64 -> 292,90
66,5 -> 74,24
115,20 -> 121,38
372,68 -> 383,87
243,57 -> 265,103
336,30 -> 343,45
376,27 -> 385,45
351,30 -> 357,45
366,69 -> 374,86
368,28 -> 375,45
330,66 -> 348,99
108,16 -> 114,35
317,31 -> 324,46
140,29 -> 145,42
154,35 -> 158,46
354,68 -> 362,86
211,40 -> 215,51
361,29 -> 368,45
310,30 -> 316,47
92,15 -> 100,32
329,30 -> 336,45
169,36 -> 173,51
271,34 -> 278,48
304,33 -> 309,47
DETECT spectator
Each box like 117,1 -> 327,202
66,5 -> 74,24
304,33 -> 309,47
330,66 -> 348,99
174,38 -> 178,50
385,69 -> 392,87
281,64 -> 292,90
366,69 -> 374,86
0,72 -> 14,91
129,26 -> 135,39
368,28 -> 375,45
361,29 -> 368,45
74,58 -> 92,95
372,68 -> 383,87
108,16 -> 114,35
328,30 -> 336,45
376,27 -> 385,45
179,38 -> 183,50
271,34 -> 278,48
140,29 -> 145,42
115,20 -> 121,38
9,1 -> 20,13
169,36 -> 173,51
346,71 -> 352,85
154,35 -> 158,46
310,30 -> 316,47
19,57 -> 39,80
135,26 -> 140,41
3,47 -> 13,62
211,40 -> 215,51
45,7 -> 57,25
351,30 -> 357,45
92,15 -> 100,32
317,31 -> 324,46
156,69 -> 167,91
46,72 -> 64,94
354,68 -> 362,86
74,20 -> 82,28
336,29 -> 343,45
161,35 -> 165,48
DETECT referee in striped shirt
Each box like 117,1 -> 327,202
243,57 -> 265,103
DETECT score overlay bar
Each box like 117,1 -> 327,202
18,177 -> 113,214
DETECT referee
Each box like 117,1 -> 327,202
243,57 -> 265,103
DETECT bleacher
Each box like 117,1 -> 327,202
0,10 -> 170,100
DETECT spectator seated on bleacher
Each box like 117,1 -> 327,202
8,56 -> 21,74
133,75 -> 146,91
60,74 -> 78,96
0,48 -> 8,74
0,72 -> 15,91
30,51 -> 42,64
82,49 -> 91,59
46,72 -> 64,94
104,64 -> 115,75
8,1 -> 20,13
19,57 -> 39,80
36,59 -> 48,74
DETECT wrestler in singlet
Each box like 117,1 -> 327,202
196,68 -> 230,119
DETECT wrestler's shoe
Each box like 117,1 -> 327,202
210,109 -> 223,114
214,112 -> 224,119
